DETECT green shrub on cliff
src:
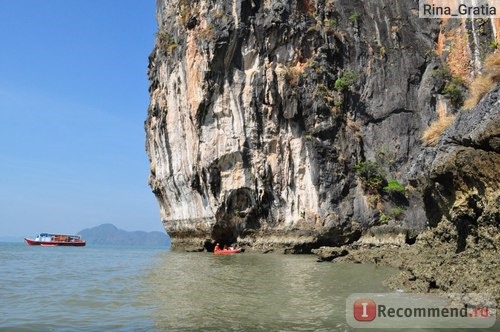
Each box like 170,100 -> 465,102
349,12 -> 361,25
442,80 -> 464,108
431,67 -> 452,81
383,179 -> 405,195
379,207 -> 406,224
388,207 -> 405,220
355,161 -> 385,193
379,212 -> 390,224
334,71 -> 359,92
314,83 -> 339,111
431,66 -> 465,108
314,83 -> 331,98
325,18 -> 337,29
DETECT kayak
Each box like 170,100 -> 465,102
214,248 -> 242,255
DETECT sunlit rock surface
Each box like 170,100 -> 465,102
145,0 -> 499,253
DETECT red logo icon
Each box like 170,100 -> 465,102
353,299 -> 377,321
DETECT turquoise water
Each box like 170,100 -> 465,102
0,243 -> 496,331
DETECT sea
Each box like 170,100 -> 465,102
0,242 -> 497,331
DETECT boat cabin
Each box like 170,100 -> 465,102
34,233 -> 82,243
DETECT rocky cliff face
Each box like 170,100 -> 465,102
145,0 -> 499,252
315,86 -> 499,297
414,86 -> 499,251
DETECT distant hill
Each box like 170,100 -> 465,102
78,224 -> 170,246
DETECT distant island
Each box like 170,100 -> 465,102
78,224 -> 170,246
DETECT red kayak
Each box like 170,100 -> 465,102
214,248 -> 242,255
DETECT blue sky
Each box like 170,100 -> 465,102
0,0 -> 164,236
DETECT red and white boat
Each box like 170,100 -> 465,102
24,233 -> 86,247
214,247 -> 242,255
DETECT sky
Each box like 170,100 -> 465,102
0,0 -> 165,236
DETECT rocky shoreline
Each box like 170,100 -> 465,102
313,222 -> 499,308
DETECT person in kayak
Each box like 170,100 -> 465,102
214,243 -> 221,252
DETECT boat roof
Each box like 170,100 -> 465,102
38,233 -> 80,237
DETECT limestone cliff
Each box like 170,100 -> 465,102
316,85 -> 499,297
145,0 -> 499,252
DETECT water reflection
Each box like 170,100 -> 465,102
141,252 -> 396,331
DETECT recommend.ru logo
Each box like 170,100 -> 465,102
353,299 -> 377,321
346,293 -> 496,329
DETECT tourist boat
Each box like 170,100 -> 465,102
214,247 -> 242,255
24,233 -> 86,247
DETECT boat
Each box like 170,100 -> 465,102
24,233 -> 86,247
214,247 -> 242,255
